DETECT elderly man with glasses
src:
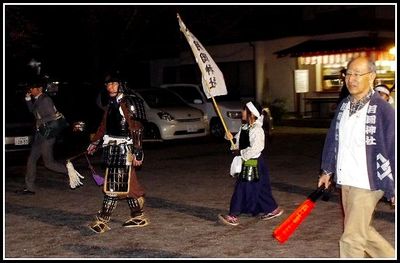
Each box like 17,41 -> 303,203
317,57 -> 395,258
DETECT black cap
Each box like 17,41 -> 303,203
26,74 -> 45,88
104,72 -> 121,84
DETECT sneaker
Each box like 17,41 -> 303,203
218,214 -> 239,226
260,207 -> 283,220
15,188 -> 35,195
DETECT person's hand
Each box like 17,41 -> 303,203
87,143 -> 98,155
225,131 -> 234,141
132,157 -> 143,167
318,173 -> 332,189
25,91 -> 32,100
132,149 -> 144,167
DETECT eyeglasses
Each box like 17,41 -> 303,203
345,71 -> 371,78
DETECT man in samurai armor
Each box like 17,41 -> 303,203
86,72 -> 148,233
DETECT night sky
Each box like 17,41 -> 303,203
5,4 -> 395,85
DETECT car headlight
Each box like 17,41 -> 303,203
157,111 -> 174,121
226,111 -> 242,119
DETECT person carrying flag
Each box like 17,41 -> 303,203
218,101 -> 283,226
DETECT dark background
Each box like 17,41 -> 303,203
5,4 -> 395,87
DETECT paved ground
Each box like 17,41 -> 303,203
3,126 -> 396,259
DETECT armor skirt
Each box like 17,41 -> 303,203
102,138 -> 134,196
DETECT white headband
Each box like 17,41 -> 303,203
375,85 -> 390,95
246,102 -> 260,118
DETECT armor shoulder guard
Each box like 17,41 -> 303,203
121,95 -> 147,122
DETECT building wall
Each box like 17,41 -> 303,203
149,42 -> 254,86
254,36 -> 309,112
149,31 -> 394,115
149,39 -> 304,113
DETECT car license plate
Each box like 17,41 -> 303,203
15,136 -> 29,145
187,126 -> 198,133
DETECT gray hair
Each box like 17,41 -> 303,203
347,57 -> 376,73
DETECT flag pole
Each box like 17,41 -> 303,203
205,85 -> 236,149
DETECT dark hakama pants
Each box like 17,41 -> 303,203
229,155 -> 278,216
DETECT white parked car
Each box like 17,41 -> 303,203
160,83 -> 243,138
132,88 -> 208,141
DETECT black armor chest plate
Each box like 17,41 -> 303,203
106,99 -> 129,137
239,128 -> 250,150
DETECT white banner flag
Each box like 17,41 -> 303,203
177,14 -> 227,99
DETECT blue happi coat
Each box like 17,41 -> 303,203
321,91 -> 395,199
